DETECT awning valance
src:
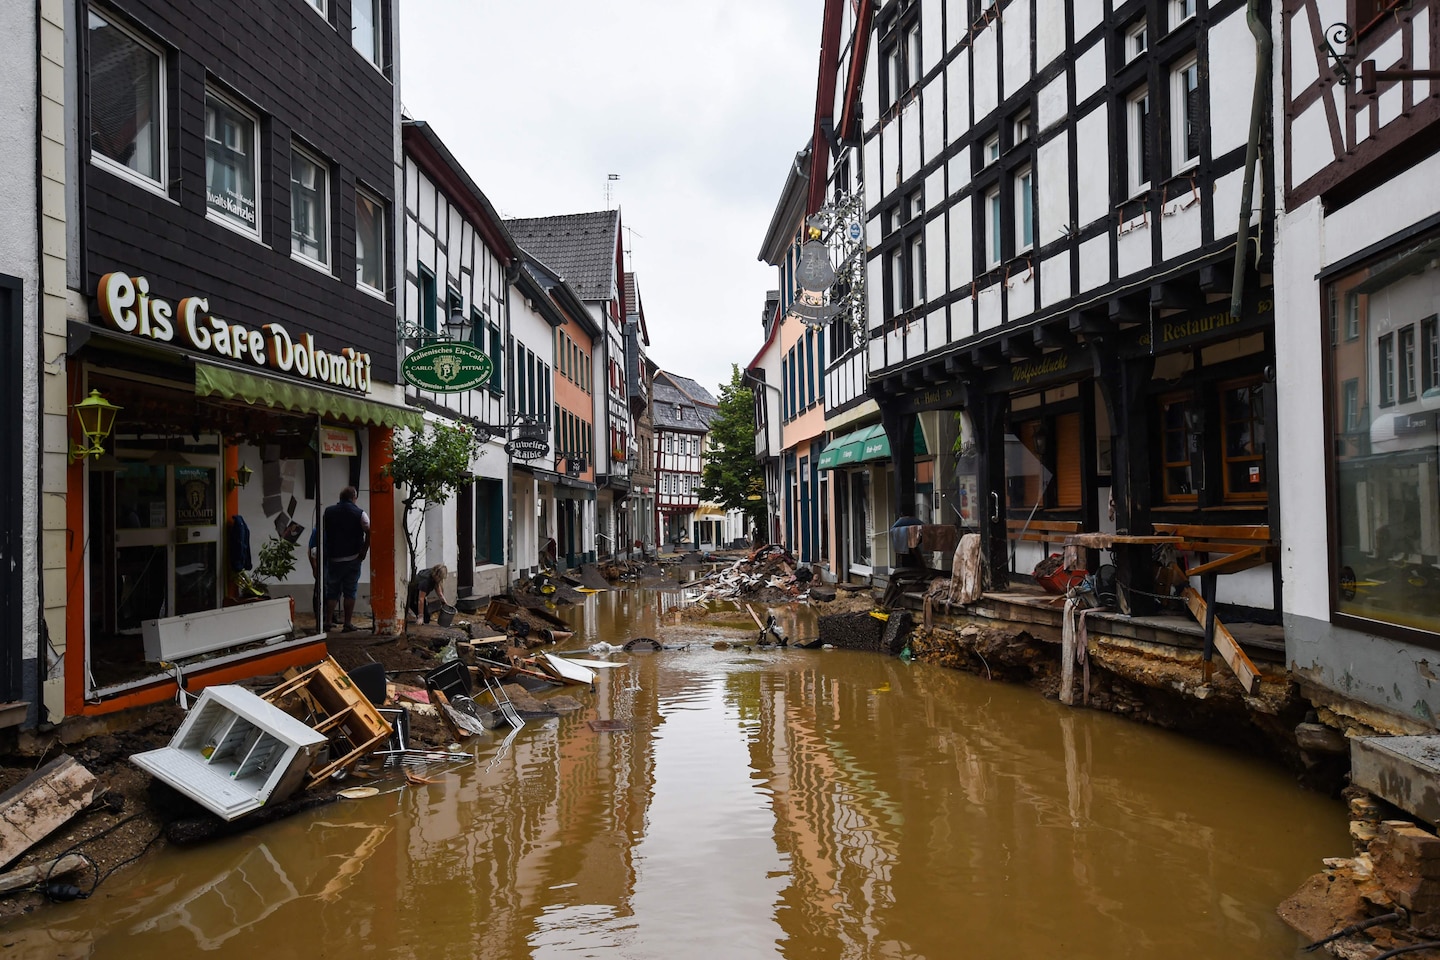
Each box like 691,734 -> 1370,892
817,425 -> 879,470
194,362 -> 422,430
859,421 -> 928,463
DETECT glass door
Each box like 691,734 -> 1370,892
112,448 -> 221,631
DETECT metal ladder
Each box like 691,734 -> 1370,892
480,672 -> 524,729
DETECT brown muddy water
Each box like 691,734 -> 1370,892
4,590 -> 1346,959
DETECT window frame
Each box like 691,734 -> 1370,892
417,266 -> 437,336
1159,392 -> 1199,503
1127,86 -> 1153,198
1014,165 -> 1035,254
1400,324 -> 1418,403
355,185 -> 388,297
1171,0 -> 1197,29
1171,55 -> 1202,173
1125,18 -> 1149,62
984,185 -> 1003,268
87,9 -> 168,196
1423,315 -> 1440,394
1379,332 -> 1396,407
351,0 -> 383,68
203,88 -> 262,240
1219,377 -> 1268,502
289,143 -> 331,271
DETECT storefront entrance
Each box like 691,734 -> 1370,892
105,443 -> 222,632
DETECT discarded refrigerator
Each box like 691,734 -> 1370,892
131,685 -> 327,820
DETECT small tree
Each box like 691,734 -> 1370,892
383,423 -> 483,623
698,365 -> 766,541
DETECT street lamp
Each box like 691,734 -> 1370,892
69,388 -> 122,464
446,309 -> 472,343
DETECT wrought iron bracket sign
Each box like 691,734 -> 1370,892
401,340 -> 494,393
1322,23 -> 1355,86
506,436 -> 550,460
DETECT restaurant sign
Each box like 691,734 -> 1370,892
401,341 -> 495,393
96,272 -> 373,393
320,426 -> 358,456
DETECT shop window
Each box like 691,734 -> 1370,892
1160,393 -> 1198,502
1325,234 -> 1440,636
352,0 -> 382,66
204,91 -> 260,237
1171,56 -> 1201,170
88,10 -> 166,192
356,187 -> 387,295
1220,379 -> 1267,500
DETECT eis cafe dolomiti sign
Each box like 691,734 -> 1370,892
95,271 -> 374,393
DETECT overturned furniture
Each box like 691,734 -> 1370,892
262,656 -> 392,789
132,685 -> 327,821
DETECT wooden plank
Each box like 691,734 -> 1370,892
1184,545 -> 1268,579
0,755 -> 99,868
1181,587 -> 1261,695
0,853 -> 89,894
1152,523 -> 1271,541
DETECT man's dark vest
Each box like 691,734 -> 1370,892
323,500 -> 366,559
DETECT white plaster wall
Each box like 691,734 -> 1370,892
1002,0 -> 1031,101
1209,11 -> 1260,158
946,49 -> 970,144
1037,131 -> 1070,248
922,0 -> 944,76
949,197 -> 974,290
972,27 -> 998,121
1075,106 -> 1110,228
0,0 -> 41,704
1036,0 -> 1066,72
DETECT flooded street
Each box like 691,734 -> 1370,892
4,590 -> 1346,959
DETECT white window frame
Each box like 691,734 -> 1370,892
203,89 -> 262,240
1014,166 -> 1034,253
1127,87 -> 1152,198
289,143 -> 331,271
905,22 -> 922,89
1013,111 -> 1031,146
1126,19 -> 1148,62
909,233 -> 925,306
1172,0 -> 1197,29
1171,56 -> 1201,173
355,185 -> 387,297
352,0 -> 382,67
303,0 -> 326,16
985,185 -> 1002,268
88,11 -> 168,196
983,134 -> 1000,166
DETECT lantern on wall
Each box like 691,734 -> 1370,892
69,389 -> 122,464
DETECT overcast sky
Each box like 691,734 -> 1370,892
399,1 -> 824,399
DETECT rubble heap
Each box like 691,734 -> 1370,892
689,545 -> 819,603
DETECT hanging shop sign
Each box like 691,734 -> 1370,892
400,341 -> 495,393
1123,290 -> 1276,358
506,436 -> 550,461
320,426 -> 358,456
987,346 -> 1087,392
95,272 -> 373,393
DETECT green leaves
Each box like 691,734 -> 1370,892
383,422 -> 482,511
697,365 -> 766,534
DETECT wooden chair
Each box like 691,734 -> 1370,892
262,656 -> 392,789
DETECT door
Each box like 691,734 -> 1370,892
0,276 -> 21,700
112,446 -> 221,630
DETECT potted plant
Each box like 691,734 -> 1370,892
253,536 -> 298,594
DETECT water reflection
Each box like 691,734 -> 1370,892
4,591 -> 1345,959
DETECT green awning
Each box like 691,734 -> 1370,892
817,425 -> 884,471
194,362 -> 423,430
858,421 -> 929,463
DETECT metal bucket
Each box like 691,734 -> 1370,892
437,604 -> 457,627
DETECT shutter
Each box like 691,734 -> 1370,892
1055,412 -> 1082,509
1017,420 -> 1041,508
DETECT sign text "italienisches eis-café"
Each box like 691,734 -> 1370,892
96,271 -> 373,393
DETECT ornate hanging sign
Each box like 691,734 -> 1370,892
506,436 -> 550,461
401,341 -> 495,393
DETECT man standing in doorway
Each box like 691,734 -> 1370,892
314,486 -> 370,633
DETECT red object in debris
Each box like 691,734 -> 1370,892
1034,555 -> 1087,595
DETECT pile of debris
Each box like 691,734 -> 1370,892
689,545 -> 829,603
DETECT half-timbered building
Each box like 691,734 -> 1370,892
654,371 -> 717,548
856,0 -> 1278,616
402,119 -> 520,601
1275,0 -> 1440,728
507,211 -> 632,560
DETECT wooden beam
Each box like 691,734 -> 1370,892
1001,334 -> 1039,360
1033,323 -> 1074,349
0,755 -> 99,868
1199,259 -> 1235,294
1108,296 -> 1147,325
1181,587 -> 1262,695
1068,309 -> 1110,336
970,341 -> 1004,368
0,854 -> 89,894
1150,279 -> 1204,310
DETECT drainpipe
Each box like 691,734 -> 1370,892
1231,0 -> 1272,320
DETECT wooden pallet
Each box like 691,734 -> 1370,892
263,657 -> 392,789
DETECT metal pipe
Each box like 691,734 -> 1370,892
1231,0 -> 1272,319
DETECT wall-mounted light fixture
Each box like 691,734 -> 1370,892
68,389 -> 122,464
227,462 -> 254,492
